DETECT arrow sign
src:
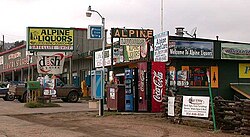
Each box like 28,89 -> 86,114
88,25 -> 103,40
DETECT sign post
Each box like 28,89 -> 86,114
207,71 -> 217,131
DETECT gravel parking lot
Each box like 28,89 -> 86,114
0,99 -> 245,137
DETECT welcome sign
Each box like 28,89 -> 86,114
169,40 -> 214,58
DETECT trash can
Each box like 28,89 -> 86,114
106,84 -> 125,111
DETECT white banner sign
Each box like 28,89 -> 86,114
168,97 -> 175,116
94,49 -> 111,68
182,96 -> 210,118
154,31 -> 169,62
36,52 -> 65,74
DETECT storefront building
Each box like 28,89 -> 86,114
105,31 -> 250,113
0,28 -> 103,87
167,36 -> 250,100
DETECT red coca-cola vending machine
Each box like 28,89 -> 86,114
151,62 -> 166,113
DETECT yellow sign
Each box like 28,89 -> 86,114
239,63 -> 250,78
27,27 -> 74,51
211,66 -> 219,88
182,66 -> 189,71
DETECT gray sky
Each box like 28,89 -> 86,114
1,0 -> 250,43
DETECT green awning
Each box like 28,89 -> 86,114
230,83 -> 250,99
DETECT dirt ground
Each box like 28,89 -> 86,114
11,111 -> 246,137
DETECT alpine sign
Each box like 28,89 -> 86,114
87,25 -> 103,40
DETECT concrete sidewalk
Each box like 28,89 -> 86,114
0,99 -> 99,116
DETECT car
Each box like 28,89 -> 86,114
9,79 -> 83,103
0,83 -> 15,101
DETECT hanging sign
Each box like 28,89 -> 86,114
36,52 -> 65,74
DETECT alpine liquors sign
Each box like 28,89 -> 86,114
27,27 -> 74,51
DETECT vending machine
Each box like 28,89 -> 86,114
124,68 -> 134,111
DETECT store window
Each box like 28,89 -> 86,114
189,66 -> 209,87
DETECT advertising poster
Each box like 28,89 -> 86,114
151,62 -> 166,112
36,52 -> 65,74
124,45 -> 140,61
168,97 -> 175,116
94,49 -> 111,68
169,40 -> 213,58
27,27 -> 74,51
138,62 -> 147,111
153,31 -> 169,62
182,96 -> 210,118
169,66 -> 176,87
239,63 -> 250,78
177,70 -> 189,87
121,38 -> 145,62
210,66 -> 219,88
113,45 -> 123,64
221,43 -> 250,60
43,75 -> 56,97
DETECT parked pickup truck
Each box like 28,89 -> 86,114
9,79 -> 83,103
0,83 -> 15,101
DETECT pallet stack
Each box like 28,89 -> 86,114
214,97 -> 250,135
240,100 -> 250,135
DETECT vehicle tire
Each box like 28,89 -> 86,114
67,91 -> 79,103
17,97 -> 22,102
4,94 -> 15,101
61,98 -> 68,102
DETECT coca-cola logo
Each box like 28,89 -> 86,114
153,71 -> 163,102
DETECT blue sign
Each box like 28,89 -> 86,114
88,25 -> 103,39
95,70 -> 104,99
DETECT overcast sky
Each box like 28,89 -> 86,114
0,0 -> 250,43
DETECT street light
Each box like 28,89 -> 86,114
86,5 -> 105,116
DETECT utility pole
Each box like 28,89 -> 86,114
161,0 -> 164,32
1,35 -> 4,51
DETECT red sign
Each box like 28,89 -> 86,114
151,62 -> 166,112
138,62 -> 147,111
